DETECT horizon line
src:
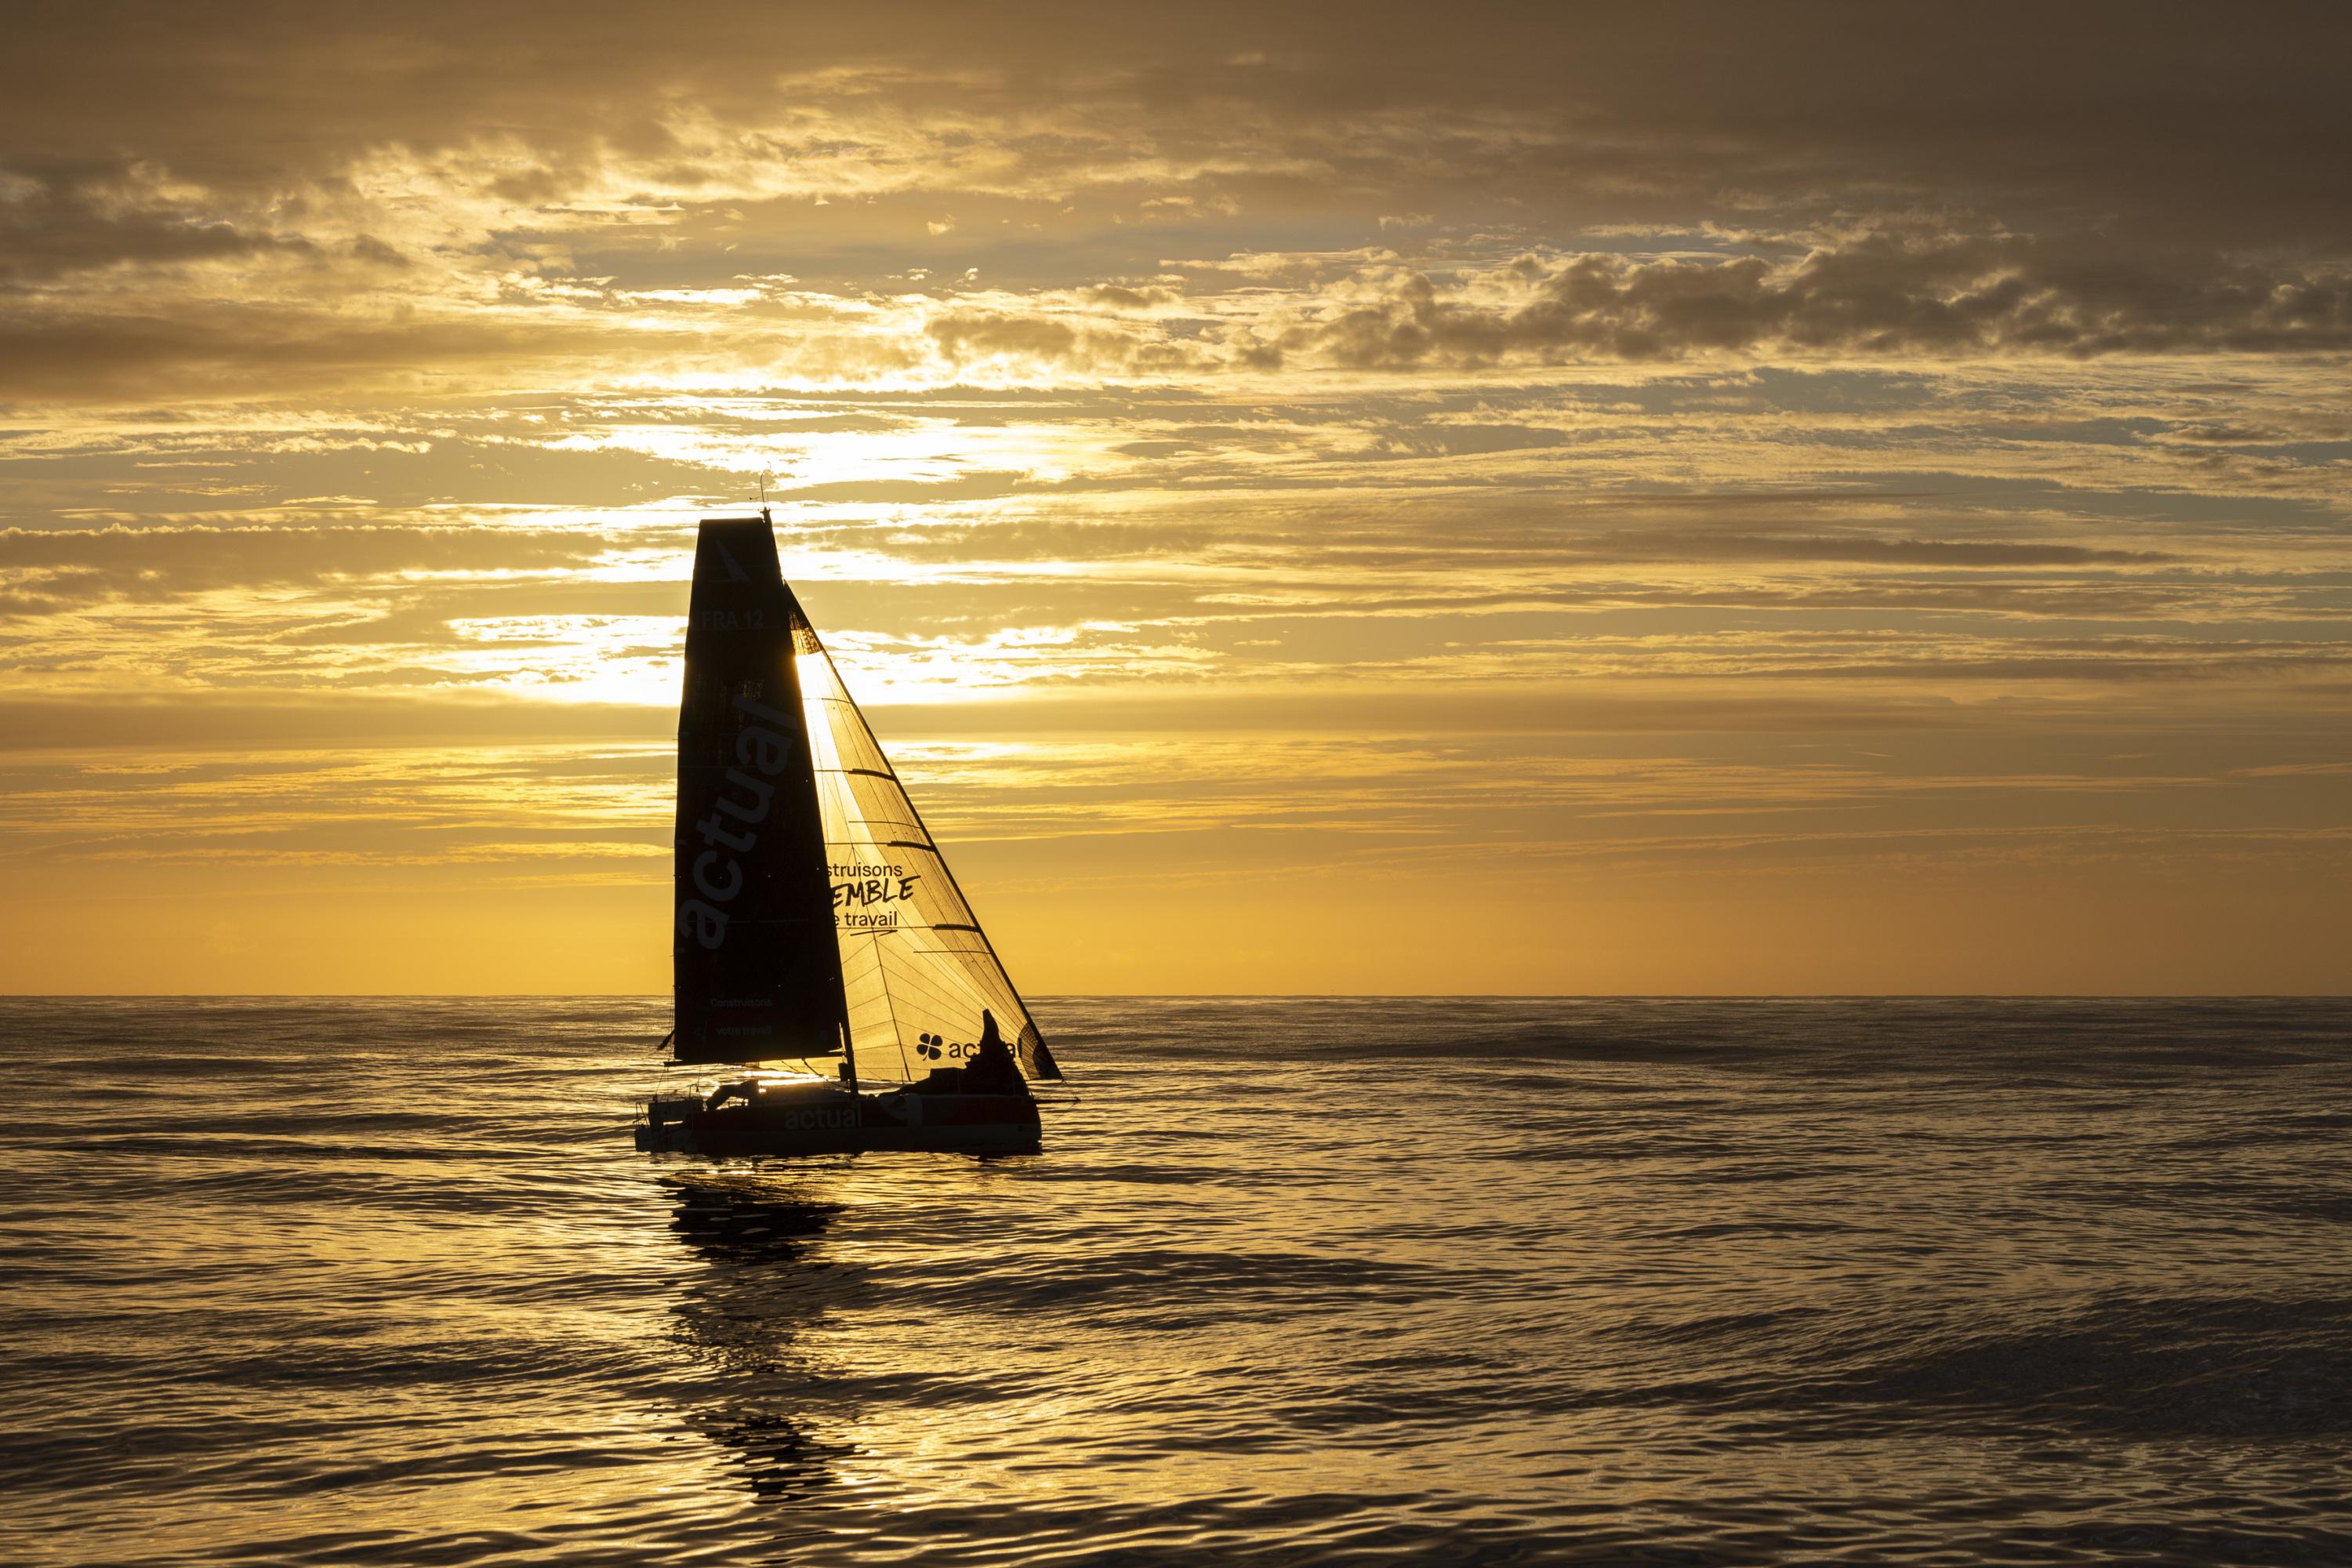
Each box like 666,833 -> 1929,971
2,992 -> 2347,1003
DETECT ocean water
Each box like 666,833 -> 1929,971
4,997 -> 2351,1567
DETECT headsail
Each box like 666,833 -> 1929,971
789,608 -> 1062,1084
671,517 -> 851,1071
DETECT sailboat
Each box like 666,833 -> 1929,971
635,512 -> 1062,1157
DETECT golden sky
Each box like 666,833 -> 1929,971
3,4 -> 2348,993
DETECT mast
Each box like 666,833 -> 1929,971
670,514 -> 852,1069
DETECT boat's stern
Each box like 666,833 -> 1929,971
633,1092 -> 706,1153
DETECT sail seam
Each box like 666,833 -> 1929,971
867,933 -> 912,1084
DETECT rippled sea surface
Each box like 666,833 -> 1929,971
6,997 -> 2352,1566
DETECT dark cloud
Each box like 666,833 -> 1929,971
5,3 -> 2348,277
1571,532 -> 2171,568
925,314 -> 1081,362
0,524 -> 607,608
1382,424 -> 1570,458
0,312 -> 623,405
1639,583 -> 2234,620
0,161 -> 318,285
1081,285 -> 1179,310
1804,641 -> 2352,683
1275,241 -> 2352,368
0,694 -> 663,750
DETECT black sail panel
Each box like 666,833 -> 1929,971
672,516 -> 850,1068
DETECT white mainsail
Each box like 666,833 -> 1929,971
789,615 -> 1056,1085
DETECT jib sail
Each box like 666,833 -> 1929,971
789,606 -> 1062,1085
671,516 -> 851,1070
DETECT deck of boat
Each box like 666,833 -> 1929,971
635,1083 -> 1041,1156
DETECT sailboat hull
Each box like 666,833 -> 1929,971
634,1087 -> 1041,1157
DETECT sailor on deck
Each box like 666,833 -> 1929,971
960,1009 -> 1026,1096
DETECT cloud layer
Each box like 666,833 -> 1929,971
2,5 -> 2349,990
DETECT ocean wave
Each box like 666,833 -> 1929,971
3,996 -> 2350,1566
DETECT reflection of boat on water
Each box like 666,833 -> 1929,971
637,511 -> 1065,1158
664,1175 -> 854,1501
670,1174 -> 841,1265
